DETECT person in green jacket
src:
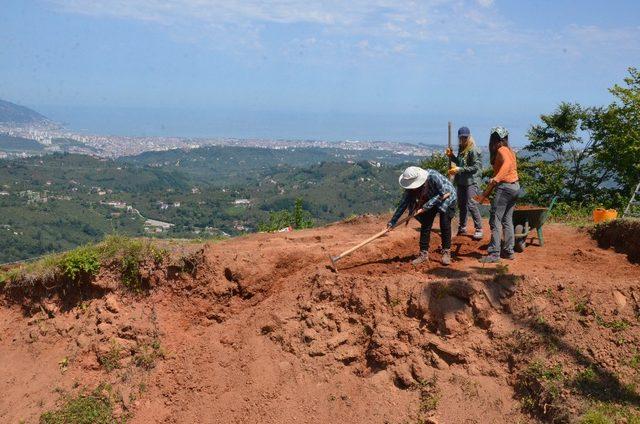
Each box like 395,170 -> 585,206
446,126 -> 484,240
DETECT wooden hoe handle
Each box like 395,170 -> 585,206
328,192 -> 451,269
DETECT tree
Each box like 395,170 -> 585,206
525,102 -> 611,204
590,67 -> 640,199
420,152 -> 449,176
523,68 -> 640,208
293,198 -> 313,229
258,197 -> 313,232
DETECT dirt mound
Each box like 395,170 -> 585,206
591,218 -> 640,263
1,217 -> 640,423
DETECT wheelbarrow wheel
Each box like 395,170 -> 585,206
514,224 -> 526,253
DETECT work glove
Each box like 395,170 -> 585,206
448,166 -> 459,176
445,147 -> 454,158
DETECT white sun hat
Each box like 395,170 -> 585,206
398,166 -> 429,189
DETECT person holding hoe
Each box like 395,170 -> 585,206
388,166 -> 457,266
474,126 -> 520,263
445,126 -> 484,240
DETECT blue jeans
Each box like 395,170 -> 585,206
457,184 -> 483,232
488,182 -> 520,256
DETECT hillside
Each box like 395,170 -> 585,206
0,133 -> 45,152
0,153 -> 408,263
1,217 -> 639,423
0,99 -> 50,125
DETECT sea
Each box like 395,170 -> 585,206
36,105 -> 534,147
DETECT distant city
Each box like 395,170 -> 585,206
0,120 -> 441,159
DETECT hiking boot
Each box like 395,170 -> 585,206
472,230 -> 484,240
456,228 -> 467,236
501,251 -> 516,260
412,250 -> 429,266
479,254 -> 500,264
441,249 -> 451,266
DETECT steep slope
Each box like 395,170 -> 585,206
1,216 -> 639,423
0,99 -> 50,125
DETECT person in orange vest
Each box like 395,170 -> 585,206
474,126 -> 520,263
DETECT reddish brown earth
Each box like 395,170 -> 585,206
1,215 -> 639,423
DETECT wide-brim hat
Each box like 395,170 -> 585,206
399,166 -> 428,189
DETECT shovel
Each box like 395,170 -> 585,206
328,192 -> 450,271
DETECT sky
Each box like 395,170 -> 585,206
1,0 -> 639,145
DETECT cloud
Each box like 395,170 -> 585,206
476,0 -> 494,7
45,0 -> 640,63
46,0 -> 502,43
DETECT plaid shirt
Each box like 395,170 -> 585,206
389,170 -> 457,225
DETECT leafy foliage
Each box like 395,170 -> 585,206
521,68 -> 640,213
97,340 -> 122,372
592,67 -> 640,199
59,246 -> 100,282
258,198 -> 314,232
525,102 -> 614,205
420,152 -> 449,176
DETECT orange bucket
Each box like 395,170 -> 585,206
593,208 -> 618,223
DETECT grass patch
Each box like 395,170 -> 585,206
40,385 -> 115,424
342,214 -> 359,223
575,298 -> 590,315
516,359 -> 569,421
98,340 -> 122,372
579,402 -> 640,424
416,375 -> 440,415
594,312 -> 630,332
573,366 -> 599,393
548,202 -> 594,227
2,235 -> 168,292
134,339 -> 165,370
100,235 -> 167,291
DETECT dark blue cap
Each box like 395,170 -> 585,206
458,126 -> 471,137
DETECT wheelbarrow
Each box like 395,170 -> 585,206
513,197 -> 558,252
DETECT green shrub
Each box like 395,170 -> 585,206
59,246 -> 100,282
258,209 -> 293,232
293,198 -> 313,229
420,152 -> 449,176
98,235 -> 163,290
259,197 -> 314,232
548,201 -> 596,225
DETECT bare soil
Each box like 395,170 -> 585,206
1,215 -> 639,423
592,218 -> 640,263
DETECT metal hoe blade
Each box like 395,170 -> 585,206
328,254 -> 339,271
